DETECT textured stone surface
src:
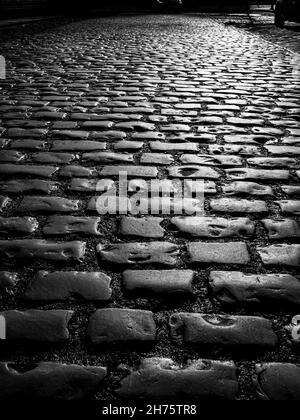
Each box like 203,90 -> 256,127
254,363 -> 300,400
258,245 -> 300,266
262,219 -> 300,239
18,196 -> 80,213
43,216 -> 101,235
0,240 -> 86,261
117,358 -> 238,400
0,310 -> 73,342
172,217 -> 254,238
0,362 -> 107,400
168,166 -> 220,179
210,271 -> 300,306
188,242 -> 250,265
123,270 -> 194,294
222,182 -> 274,197
170,313 -> 277,347
276,201 -> 300,216
88,308 -> 156,344
120,217 -> 165,238
25,271 -> 112,301
210,198 -> 268,214
0,217 -> 38,234
98,242 -> 179,266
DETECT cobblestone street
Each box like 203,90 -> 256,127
0,14 -> 299,401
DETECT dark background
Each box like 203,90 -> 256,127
0,0 -> 267,19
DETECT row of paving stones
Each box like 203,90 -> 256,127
0,164 -> 300,181
0,239 -> 299,266
1,269 -> 300,307
0,359 -> 299,400
0,15 -> 299,400
1,198 -> 300,214
1,215 -> 300,238
1,151 -> 300,166
0,307 -> 279,346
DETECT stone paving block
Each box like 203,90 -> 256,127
90,130 -> 126,140
168,166 -> 220,179
31,152 -> 76,164
0,362 -> 107,400
51,140 -> 107,151
247,157 -> 297,168
170,313 -> 277,348
210,198 -> 268,214
0,310 -> 73,342
226,168 -> 289,181
87,308 -> 156,344
140,153 -> 174,165
123,270 -> 194,294
0,150 -> 25,163
209,271 -> 300,306
82,152 -> 134,164
0,240 -> 86,261
99,166 -> 158,178
98,242 -> 179,266
258,245 -> 300,266
188,242 -> 250,265
18,196 -> 80,213
52,130 -> 89,139
11,139 -> 48,150
262,219 -> 300,239
117,358 -> 238,400
69,178 -> 114,193
254,363 -> 300,400
0,180 -> 58,194
132,132 -> 165,140
275,201 -> 300,216
180,154 -> 243,167
25,271 -> 112,301
266,146 -> 300,156
281,186 -> 300,197
0,164 -> 58,178
6,128 -> 48,138
208,144 -> 261,156
59,165 -> 98,178
222,182 -> 274,197
172,217 -> 254,238
120,217 -> 165,238
0,217 -> 38,234
43,216 -> 101,235
150,142 -> 199,152
114,140 -> 144,150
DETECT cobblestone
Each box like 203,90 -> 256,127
117,358 -> 238,399
170,313 -> 277,348
88,308 -> 156,344
25,271 -> 112,301
210,271 -> 300,307
0,362 -> 106,400
1,309 -> 73,342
